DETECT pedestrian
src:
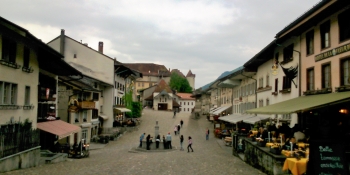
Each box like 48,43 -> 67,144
173,110 -> 176,118
174,125 -> 178,135
187,136 -> 193,152
177,124 -> 181,135
139,133 -> 145,148
206,128 -> 210,140
166,132 -> 172,149
156,135 -> 160,149
146,134 -> 151,150
180,135 -> 184,151
180,119 -> 184,128
162,135 -> 166,149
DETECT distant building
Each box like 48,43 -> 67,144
124,63 -> 171,96
174,93 -> 195,113
140,79 -> 180,111
124,63 -> 196,98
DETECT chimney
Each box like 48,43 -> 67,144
98,41 -> 103,53
60,29 -> 65,55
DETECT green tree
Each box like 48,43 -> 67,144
122,83 -> 142,118
169,72 -> 192,93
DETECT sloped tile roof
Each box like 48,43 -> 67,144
186,70 -> 195,77
124,63 -> 171,77
154,79 -> 172,93
171,69 -> 185,78
176,93 -> 195,100
173,100 -> 180,107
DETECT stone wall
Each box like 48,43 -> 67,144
0,146 -> 41,173
244,139 -> 286,175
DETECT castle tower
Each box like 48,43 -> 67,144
186,70 -> 195,91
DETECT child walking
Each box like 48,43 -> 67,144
187,136 -> 193,152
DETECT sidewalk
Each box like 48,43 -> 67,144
89,142 -> 108,150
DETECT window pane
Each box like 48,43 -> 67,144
343,60 -> 350,85
25,86 -> 30,105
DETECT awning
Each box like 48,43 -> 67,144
37,120 -> 81,139
99,114 -> 109,120
243,116 -> 270,124
219,114 -> 256,124
210,107 -> 223,114
114,107 -> 131,113
246,91 -> 350,114
212,106 -> 231,115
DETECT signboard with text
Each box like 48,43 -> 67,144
308,139 -> 349,175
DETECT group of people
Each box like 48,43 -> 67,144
139,119 -> 194,152
253,122 -> 309,154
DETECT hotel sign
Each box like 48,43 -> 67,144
315,43 -> 350,62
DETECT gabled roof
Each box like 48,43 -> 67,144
154,79 -> 172,93
115,60 -> 143,79
275,0 -> 331,39
275,1 -> 349,42
124,63 -> 171,77
186,70 -> 195,77
243,40 -> 276,72
176,93 -> 195,100
171,69 -> 185,78
0,16 -> 82,76
47,33 -> 115,61
173,100 -> 180,107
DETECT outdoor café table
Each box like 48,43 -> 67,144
265,142 -> 274,147
282,158 -> 308,175
296,143 -> 309,148
282,150 -> 292,157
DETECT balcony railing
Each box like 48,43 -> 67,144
0,105 -> 22,110
0,60 -> 21,69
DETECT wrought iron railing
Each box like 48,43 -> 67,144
0,126 -> 40,158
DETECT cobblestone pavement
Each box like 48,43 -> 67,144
6,109 -> 265,175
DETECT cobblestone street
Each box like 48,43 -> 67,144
6,109 -> 265,175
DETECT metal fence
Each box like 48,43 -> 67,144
0,125 -> 40,158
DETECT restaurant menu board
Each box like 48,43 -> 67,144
308,140 -> 349,175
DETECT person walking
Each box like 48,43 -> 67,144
173,110 -> 176,118
206,128 -> 210,140
174,125 -> 178,135
139,133 -> 145,148
180,119 -> 184,128
166,132 -> 172,149
187,136 -> 193,152
177,124 -> 181,135
156,135 -> 160,149
180,135 -> 184,151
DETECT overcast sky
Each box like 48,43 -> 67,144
1,0 -> 320,88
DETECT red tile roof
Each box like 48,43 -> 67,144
171,69 -> 185,78
186,70 -> 195,77
154,79 -> 172,93
124,63 -> 171,77
176,93 -> 195,100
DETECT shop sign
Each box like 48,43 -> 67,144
315,43 -> 350,62
308,139 -> 349,175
